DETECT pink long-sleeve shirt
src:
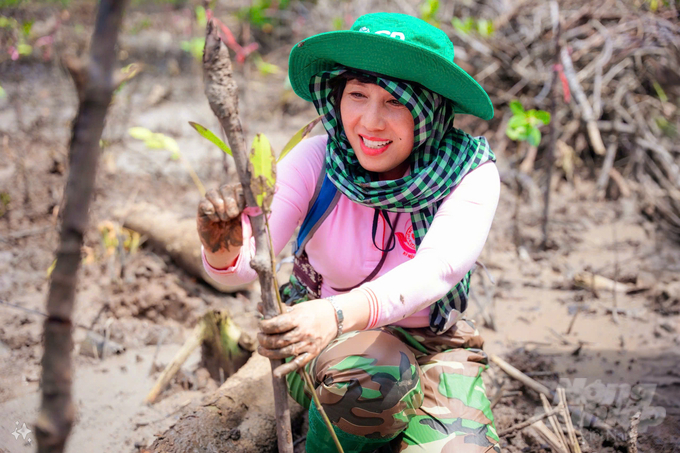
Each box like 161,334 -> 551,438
203,134 -> 500,329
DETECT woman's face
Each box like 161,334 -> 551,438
339,80 -> 415,180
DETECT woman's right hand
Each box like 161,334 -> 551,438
197,183 -> 245,254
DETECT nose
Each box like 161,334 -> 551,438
361,98 -> 386,131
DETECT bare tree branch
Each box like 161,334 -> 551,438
35,1 -> 129,451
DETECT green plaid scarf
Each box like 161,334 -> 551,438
309,67 -> 495,333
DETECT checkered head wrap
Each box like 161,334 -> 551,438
309,67 -> 496,333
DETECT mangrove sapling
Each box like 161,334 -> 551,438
198,21 -> 337,449
248,133 -> 344,453
505,100 -> 551,250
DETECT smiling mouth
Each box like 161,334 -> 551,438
361,136 -> 392,149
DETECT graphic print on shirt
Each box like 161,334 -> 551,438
396,224 -> 416,258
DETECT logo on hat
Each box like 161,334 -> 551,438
359,27 -> 370,32
375,30 -> 405,40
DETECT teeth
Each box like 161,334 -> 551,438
362,137 -> 391,148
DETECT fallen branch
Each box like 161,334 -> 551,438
35,1 -> 129,451
149,353 -> 305,453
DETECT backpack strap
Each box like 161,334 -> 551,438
294,164 -> 340,257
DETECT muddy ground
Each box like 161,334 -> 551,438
0,2 -> 679,452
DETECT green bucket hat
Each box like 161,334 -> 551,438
288,12 -> 494,120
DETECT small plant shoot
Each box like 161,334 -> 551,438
505,100 -> 551,147
249,133 -> 277,211
452,17 -> 494,37
277,115 -> 322,162
189,122 -> 232,156
420,0 -> 440,26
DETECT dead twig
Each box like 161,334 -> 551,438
542,0 -> 560,250
628,411 -> 641,453
499,404 -> 564,437
560,47 -> 606,155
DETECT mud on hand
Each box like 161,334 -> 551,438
196,183 -> 246,253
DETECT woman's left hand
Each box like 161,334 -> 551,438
258,300 -> 338,378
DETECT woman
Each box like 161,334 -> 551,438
197,12 -> 501,453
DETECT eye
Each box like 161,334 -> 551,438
388,99 -> 404,107
347,91 -> 366,99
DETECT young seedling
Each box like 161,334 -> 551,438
248,132 -> 344,453
506,100 -> 551,174
452,16 -> 495,37
191,115 -> 336,449
128,127 -> 206,195
420,0 -> 440,27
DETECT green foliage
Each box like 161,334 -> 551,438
656,117 -> 677,139
249,134 -> 276,210
0,16 -> 16,28
129,127 -> 180,159
252,54 -> 281,75
195,5 -> 207,28
505,100 -> 551,147
188,122 -> 232,156
0,192 -> 10,217
332,16 -> 344,30
181,37 -> 205,62
452,17 -> 494,37
420,0 -> 439,26
238,0 -> 291,30
278,116 -> 322,162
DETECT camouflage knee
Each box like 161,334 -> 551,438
311,329 -> 424,439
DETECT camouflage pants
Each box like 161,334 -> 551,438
287,319 -> 501,452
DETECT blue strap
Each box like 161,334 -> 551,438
295,174 -> 338,256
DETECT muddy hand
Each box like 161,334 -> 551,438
197,183 -> 245,253
257,300 -> 338,378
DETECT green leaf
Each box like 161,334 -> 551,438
507,115 -> 527,130
533,110 -> 551,125
195,5 -> 207,28
162,136 -> 180,159
128,127 -> 155,141
506,120 -> 526,141
254,57 -> 281,75
509,100 -> 525,116
477,19 -> 492,37
249,133 -> 277,210
278,115 -> 322,162
189,122 -> 232,156
528,127 -> 541,147
17,43 -> 32,56
129,127 -> 180,159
